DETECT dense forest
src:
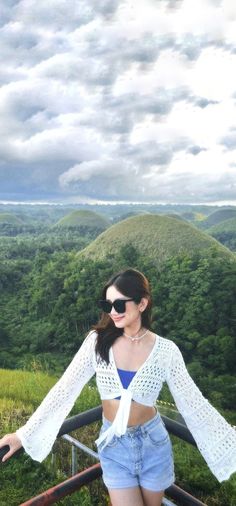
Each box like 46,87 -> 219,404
0,203 -> 236,505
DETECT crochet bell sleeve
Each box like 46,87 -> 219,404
166,341 -> 236,482
16,331 -> 97,463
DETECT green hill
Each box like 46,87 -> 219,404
180,211 -> 196,221
207,217 -> 236,235
54,210 -> 110,230
78,214 -> 234,265
113,210 -> 151,224
206,217 -> 236,251
166,213 -> 186,222
0,213 -> 24,225
200,208 -> 236,229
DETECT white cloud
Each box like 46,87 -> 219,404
189,47 -> 236,100
0,0 -> 236,203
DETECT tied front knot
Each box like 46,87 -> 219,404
95,388 -> 133,449
114,388 -> 132,436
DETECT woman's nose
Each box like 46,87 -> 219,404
110,305 -> 117,314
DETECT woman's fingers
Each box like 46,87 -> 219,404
2,447 -> 12,463
0,433 -> 22,462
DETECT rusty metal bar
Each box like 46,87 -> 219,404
0,406 -> 208,505
19,463 -> 102,505
166,484 -> 207,506
17,459 -> 207,506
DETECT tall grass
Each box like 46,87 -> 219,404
0,368 -> 104,505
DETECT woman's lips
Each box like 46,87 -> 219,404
112,316 -> 124,322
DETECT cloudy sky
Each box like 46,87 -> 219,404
1,0 -> 236,204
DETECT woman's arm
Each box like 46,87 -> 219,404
1,331 -> 97,463
166,341 -> 236,482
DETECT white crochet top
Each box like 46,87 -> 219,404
16,331 -> 236,483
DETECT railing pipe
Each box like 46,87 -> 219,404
163,416 -> 196,446
0,406 -> 208,506
71,444 -> 77,476
166,484 -> 207,506
19,463 -> 102,506
62,434 -> 99,460
0,406 -> 103,463
0,407 -> 195,463
57,405 -> 102,437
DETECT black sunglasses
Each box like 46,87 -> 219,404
99,298 -> 136,314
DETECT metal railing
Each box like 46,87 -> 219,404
0,406 -> 207,506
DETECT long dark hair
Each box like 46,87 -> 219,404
93,268 -> 153,363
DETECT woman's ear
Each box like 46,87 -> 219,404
139,297 -> 148,312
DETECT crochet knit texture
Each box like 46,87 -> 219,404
16,331 -> 236,482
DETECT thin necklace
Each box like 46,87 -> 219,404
123,329 -> 149,342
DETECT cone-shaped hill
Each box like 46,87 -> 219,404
208,217 -> 236,234
0,213 -> 24,225
166,213 -> 186,222
200,208 -> 236,229
54,210 -> 110,231
116,210 -> 151,222
78,214 -> 235,266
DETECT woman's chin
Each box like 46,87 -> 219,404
112,316 -> 125,327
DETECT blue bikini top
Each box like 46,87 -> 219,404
114,368 -> 137,399
117,367 -> 137,388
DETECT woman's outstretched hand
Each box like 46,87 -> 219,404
0,433 -> 22,462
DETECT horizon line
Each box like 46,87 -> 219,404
1,199 -> 236,207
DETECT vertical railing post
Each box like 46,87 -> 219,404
71,444 -> 78,476
51,448 -> 57,473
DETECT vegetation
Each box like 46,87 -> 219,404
207,217 -> 236,251
0,372 -> 105,505
78,214 -> 234,265
199,208 -> 236,229
208,217 -> 236,235
54,209 -> 110,231
0,369 -> 235,505
0,213 -> 24,225
166,213 -> 186,221
0,204 -> 236,504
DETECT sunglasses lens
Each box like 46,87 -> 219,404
99,298 -> 133,313
99,300 -> 112,313
113,300 -> 126,313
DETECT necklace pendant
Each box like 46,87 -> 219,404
124,329 -> 148,342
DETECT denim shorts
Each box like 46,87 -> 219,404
97,411 -> 175,491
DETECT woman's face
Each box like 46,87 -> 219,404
106,284 -> 146,330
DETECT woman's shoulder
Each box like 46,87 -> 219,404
154,334 -> 179,353
84,329 -> 98,344
86,329 -> 98,338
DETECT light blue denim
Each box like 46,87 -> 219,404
97,411 -> 175,491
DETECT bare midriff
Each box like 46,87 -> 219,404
102,399 -> 157,426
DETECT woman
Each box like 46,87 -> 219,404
0,268 -> 236,506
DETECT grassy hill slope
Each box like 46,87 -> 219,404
0,213 -> 24,225
54,210 -> 110,230
207,217 -> 236,234
200,208 -> 236,229
78,214 -> 234,266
